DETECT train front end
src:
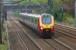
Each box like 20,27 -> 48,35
38,14 -> 55,34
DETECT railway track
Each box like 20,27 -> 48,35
53,24 -> 76,50
18,21 -> 76,50
55,24 -> 76,35
55,24 -> 76,39
7,16 -> 76,50
7,20 -> 40,50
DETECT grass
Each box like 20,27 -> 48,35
0,44 -> 7,50
0,31 -> 8,50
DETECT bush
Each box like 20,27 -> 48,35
63,12 -> 74,24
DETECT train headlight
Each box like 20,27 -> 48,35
40,27 -> 43,30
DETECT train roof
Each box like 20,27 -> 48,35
20,13 -> 54,18
20,13 -> 41,17
41,13 -> 52,16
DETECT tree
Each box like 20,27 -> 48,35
47,0 -> 63,22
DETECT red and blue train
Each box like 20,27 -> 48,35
18,13 -> 55,37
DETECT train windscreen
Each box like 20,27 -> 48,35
42,15 -> 51,24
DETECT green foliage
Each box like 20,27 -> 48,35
14,10 -> 20,16
0,44 -> 7,50
19,0 -> 48,5
0,32 -> 8,50
50,0 -> 74,25
31,0 -> 48,4
52,0 -> 62,11
63,12 -> 74,24
18,0 -> 28,5
47,0 -> 63,22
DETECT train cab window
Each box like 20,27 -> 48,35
42,15 -> 51,24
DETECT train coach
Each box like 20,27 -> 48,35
18,13 -> 55,37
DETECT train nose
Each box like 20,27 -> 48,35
46,29 -> 50,32
43,29 -> 50,32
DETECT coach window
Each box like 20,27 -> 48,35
35,18 -> 37,24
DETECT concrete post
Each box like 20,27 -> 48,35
75,0 -> 76,26
0,0 -> 3,43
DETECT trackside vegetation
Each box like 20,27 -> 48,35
0,32 -> 8,50
15,0 -> 74,26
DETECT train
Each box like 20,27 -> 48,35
18,13 -> 55,37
